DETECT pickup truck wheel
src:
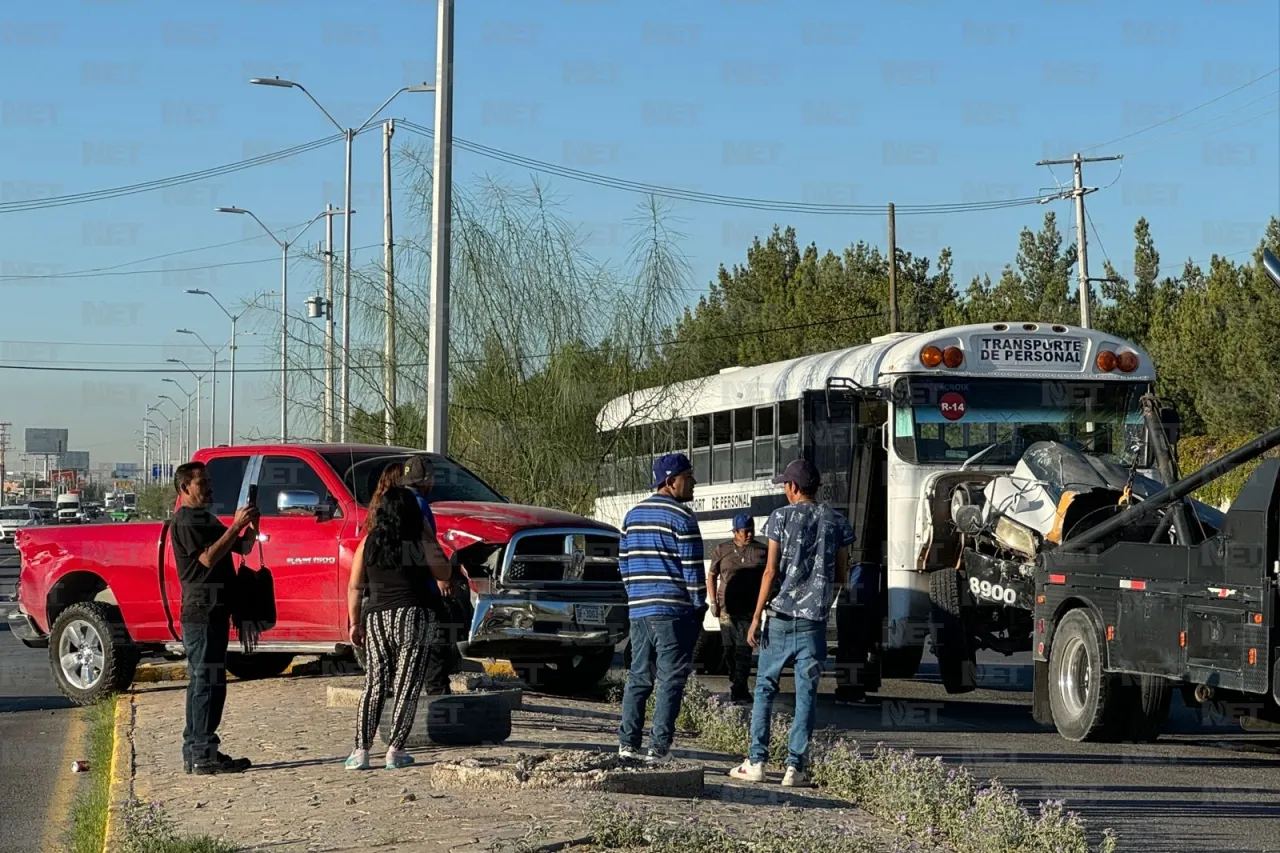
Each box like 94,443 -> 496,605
520,649 -> 616,692
929,569 -> 978,695
1047,609 -> 1126,742
225,653 -> 294,681
49,601 -> 139,706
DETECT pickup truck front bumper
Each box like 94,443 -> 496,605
6,608 -> 48,648
458,593 -> 629,662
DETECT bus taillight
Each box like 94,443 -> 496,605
1096,350 -> 1117,372
942,346 -> 964,368
1117,351 -> 1138,373
920,346 -> 943,367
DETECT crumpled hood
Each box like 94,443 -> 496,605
428,501 -> 618,549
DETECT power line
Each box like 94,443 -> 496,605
395,120 -> 1067,216
1075,66 -> 1279,154
1126,104 -> 1280,157
0,132 -> 367,214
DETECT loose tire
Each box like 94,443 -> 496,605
1047,609 -> 1126,742
380,693 -> 512,747
49,601 -> 139,706
929,569 -> 978,695
225,652 -> 294,681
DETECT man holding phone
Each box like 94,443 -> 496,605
171,461 -> 260,775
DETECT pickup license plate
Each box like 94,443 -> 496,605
576,605 -> 606,625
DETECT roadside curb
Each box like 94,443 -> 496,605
133,656 -> 518,683
102,694 -> 135,853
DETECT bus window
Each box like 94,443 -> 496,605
712,411 -> 732,484
733,406 -> 754,481
754,406 -> 775,479
691,414 -> 712,485
777,400 -> 801,472
672,418 -> 689,456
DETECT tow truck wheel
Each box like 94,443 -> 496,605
1123,675 -> 1172,743
1047,609 -> 1126,742
49,601 -> 140,706
928,569 -> 978,695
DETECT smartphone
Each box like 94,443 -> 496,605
246,484 -> 258,506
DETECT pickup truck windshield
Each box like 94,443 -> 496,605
0,508 -> 32,520
321,451 -> 503,507
894,378 -> 1148,466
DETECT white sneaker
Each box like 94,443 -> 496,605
782,766 -> 812,788
618,745 -> 640,760
644,750 -> 672,766
344,749 -> 369,770
727,759 -> 765,782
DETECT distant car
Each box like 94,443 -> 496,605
0,506 -> 41,543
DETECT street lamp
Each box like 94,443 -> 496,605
185,290 -> 246,446
214,207 -> 328,442
157,396 -> 186,461
162,377 -> 197,453
250,76 -> 434,441
145,411 -> 168,481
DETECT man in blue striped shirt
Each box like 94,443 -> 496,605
617,452 -> 705,765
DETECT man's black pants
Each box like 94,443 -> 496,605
182,616 -> 230,766
719,617 -> 754,701
423,596 -> 465,694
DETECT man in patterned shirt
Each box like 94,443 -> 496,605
728,458 -> 853,788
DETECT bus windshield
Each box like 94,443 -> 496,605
894,378 -> 1148,467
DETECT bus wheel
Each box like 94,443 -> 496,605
879,644 -> 924,679
1047,609 -> 1126,742
928,569 -> 978,695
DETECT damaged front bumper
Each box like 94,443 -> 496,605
459,593 -> 629,662
962,550 -> 1036,611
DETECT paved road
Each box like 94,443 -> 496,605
0,542 -> 81,853
697,648 -> 1280,853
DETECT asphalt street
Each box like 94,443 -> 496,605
0,541 -> 80,853
698,648 -> 1280,853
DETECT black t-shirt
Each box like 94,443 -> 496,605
171,505 -> 238,623
362,535 -> 437,615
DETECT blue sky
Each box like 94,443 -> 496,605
0,0 -> 1276,468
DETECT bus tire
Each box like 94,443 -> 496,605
928,569 -> 978,695
1123,674 -> 1172,743
880,644 -> 924,680
1047,609 -> 1126,742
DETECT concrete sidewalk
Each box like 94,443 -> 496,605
114,673 -> 891,852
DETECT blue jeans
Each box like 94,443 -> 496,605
748,614 -> 827,769
182,616 -> 230,766
618,613 -> 698,754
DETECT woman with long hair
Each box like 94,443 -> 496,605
368,461 -> 403,516
345,486 -> 451,770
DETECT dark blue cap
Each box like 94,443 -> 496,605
732,513 -> 753,531
651,453 -> 693,489
772,458 -> 821,491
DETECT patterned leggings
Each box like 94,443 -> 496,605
355,605 -> 434,751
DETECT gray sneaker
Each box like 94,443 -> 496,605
618,745 -> 641,760
644,750 -> 672,766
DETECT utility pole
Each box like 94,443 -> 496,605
383,118 -> 397,446
322,204 -> 338,442
426,0 -> 456,454
887,202 -> 899,333
0,422 -> 10,507
1034,152 -> 1123,329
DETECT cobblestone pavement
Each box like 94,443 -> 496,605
129,674 -> 892,852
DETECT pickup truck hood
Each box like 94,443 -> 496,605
430,501 -> 618,548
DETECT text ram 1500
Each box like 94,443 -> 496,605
9,444 -> 627,705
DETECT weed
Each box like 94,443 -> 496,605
65,698 -> 117,853
119,799 -> 237,853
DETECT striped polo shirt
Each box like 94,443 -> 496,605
619,494 -> 706,619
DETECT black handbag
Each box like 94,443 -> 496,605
232,538 -> 277,654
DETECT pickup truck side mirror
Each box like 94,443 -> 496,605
278,490 -> 321,517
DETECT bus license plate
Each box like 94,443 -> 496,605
576,605 -> 606,625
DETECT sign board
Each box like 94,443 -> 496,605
58,451 -> 90,470
152,464 -> 174,480
939,391 -> 967,421
975,336 -> 1084,365
114,480 -> 134,491
25,428 -> 69,455
113,462 -> 141,477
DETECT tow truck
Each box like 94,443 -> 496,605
1026,247 -> 1280,742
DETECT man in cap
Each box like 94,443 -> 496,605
706,513 -> 767,704
729,458 -> 853,788
400,454 -> 462,694
617,452 -> 705,765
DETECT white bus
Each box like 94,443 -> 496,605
592,321 -> 1158,693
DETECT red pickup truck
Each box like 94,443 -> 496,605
9,444 -> 628,705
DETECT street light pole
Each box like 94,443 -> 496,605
426,0 -> 456,454
185,290 -> 250,444
214,207 -> 327,441
249,77 -> 433,442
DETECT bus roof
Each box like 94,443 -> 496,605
597,322 -> 1156,430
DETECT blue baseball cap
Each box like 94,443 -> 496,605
732,513 -> 753,532
651,453 -> 693,490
